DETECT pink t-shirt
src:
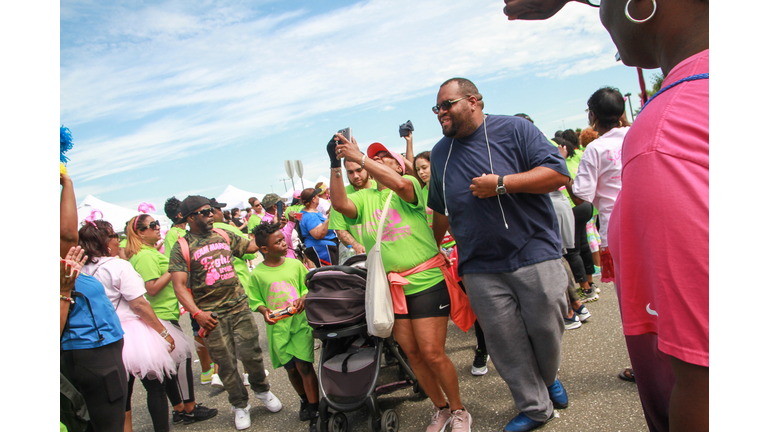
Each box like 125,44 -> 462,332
609,50 -> 709,367
572,126 -> 628,248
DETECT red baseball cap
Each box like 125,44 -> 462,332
366,142 -> 405,174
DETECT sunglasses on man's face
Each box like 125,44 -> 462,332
189,208 -> 215,217
432,96 -> 469,115
140,220 -> 161,231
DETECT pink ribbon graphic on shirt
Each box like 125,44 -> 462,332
84,209 -> 103,228
138,202 -> 156,214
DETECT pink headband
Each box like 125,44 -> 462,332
134,202 -> 155,231
84,209 -> 103,228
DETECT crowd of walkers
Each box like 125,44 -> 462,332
60,1 -> 707,432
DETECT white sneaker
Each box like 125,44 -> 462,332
254,390 -> 282,413
211,373 -> 224,389
232,404 -> 251,430
243,373 -> 249,386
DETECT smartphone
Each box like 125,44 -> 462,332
276,201 -> 284,220
338,127 -> 352,142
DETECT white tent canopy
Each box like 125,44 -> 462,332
77,195 -> 172,234
215,185 -> 264,211
280,175 -> 335,200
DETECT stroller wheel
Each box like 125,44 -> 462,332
329,412 -> 348,432
381,409 -> 399,432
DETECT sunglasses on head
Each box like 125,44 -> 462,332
140,220 -> 161,231
189,208 -> 215,217
432,96 -> 469,114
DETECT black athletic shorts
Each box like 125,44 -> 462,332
283,356 -> 312,370
394,280 -> 450,320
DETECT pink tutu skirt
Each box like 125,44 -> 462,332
159,319 -> 196,365
120,318 -> 177,382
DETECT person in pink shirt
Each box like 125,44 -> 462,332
502,0 -> 709,430
565,86 -> 628,298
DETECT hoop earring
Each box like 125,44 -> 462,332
625,0 -> 656,23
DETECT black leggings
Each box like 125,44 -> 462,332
564,202 -> 595,283
126,374 -> 178,432
61,339 -> 127,432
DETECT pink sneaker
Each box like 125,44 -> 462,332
450,409 -> 472,432
426,405 -> 451,432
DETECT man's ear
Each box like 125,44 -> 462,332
259,244 -> 269,254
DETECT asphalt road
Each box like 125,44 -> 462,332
129,279 -> 648,432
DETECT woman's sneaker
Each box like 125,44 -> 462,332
574,304 -> 591,322
232,404 -> 251,430
590,281 -> 601,294
426,405 -> 451,432
175,404 -> 218,425
211,373 -> 224,389
579,288 -> 599,303
450,409 -> 472,432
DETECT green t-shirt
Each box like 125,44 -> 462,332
286,204 -> 304,216
129,245 -> 178,321
213,222 -> 258,307
164,226 -> 187,260
246,213 -> 263,235
249,258 -> 313,369
168,230 -> 251,316
345,176 -> 443,295
328,181 -> 377,246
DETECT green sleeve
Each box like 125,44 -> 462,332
247,271 -> 267,311
132,251 -> 162,282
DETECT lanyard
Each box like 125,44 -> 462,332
637,73 -> 709,116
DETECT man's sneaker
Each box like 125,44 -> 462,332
426,405 -> 451,432
211,373 -> 224,389
176,403 -> 218,425
449,409 -> 472,432
564,314 -> 581,330
471,348 -> 489,376
243,373 -> 249,386
547,378 -> 568,409
232,404 -> 251,430
299,400 -> 310,421
580,288 -> 599,303
201,365 -> 214,384
504,412 -> 554,432
254,390 -> 282,412
574,304 -> 591,322
590,281 -> 601,294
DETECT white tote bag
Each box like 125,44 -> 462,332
365,190 -> 395,338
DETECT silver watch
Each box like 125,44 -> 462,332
496,175 -> 507,195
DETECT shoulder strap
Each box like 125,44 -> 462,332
375,191 -> 394,245
212,228 -> 230,245
177,236 -> 191,272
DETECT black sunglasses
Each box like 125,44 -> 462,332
108,233 -> 120,239
190,208 -> 215,217
432,96 -> 469,114
140,220 -> 161,231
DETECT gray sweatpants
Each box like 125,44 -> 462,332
463,259 -> 568,422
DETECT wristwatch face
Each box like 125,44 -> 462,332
496,176 -> 506,194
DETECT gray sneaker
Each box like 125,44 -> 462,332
579,288 -> 599,303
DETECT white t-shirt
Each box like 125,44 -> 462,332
82,256 -> 147,321
572,126 -> 628,248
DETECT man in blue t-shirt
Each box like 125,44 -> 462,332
428,78 -> 571,432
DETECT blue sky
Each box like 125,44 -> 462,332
60,0 -> 659,209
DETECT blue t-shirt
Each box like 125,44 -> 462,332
300,210 -> 336,248
428,115 -> 569,276
61,274 -> 124,351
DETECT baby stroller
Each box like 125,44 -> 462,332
304,254 -> 426,432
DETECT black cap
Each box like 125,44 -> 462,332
179,195 -> 212,218
300,188 -> 322,205
209,198 -> 226,209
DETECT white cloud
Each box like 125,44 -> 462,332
62,0 -> 617,190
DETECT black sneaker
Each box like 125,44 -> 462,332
308,411 -> 319,432
178,403 -> 219,425
172,410 -> 186,425
299,400 -> 310,421
471,348 -> 489,376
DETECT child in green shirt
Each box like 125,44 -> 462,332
250,223 -> 319,431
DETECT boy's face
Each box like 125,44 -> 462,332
260,230 -> 288,257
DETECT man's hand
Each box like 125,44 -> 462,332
196,311 -> 219,332
503,0 -> 578,20
470,173 -> 502,198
